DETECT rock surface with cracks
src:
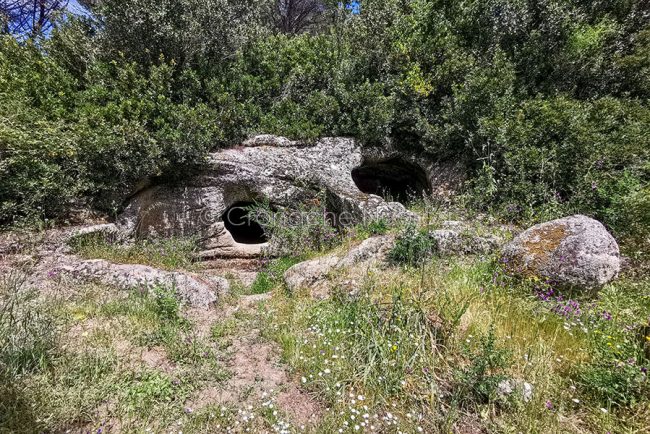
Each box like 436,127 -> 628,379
117,136 -> 422,258
284,235 -> 396,298
3,252 -> 227,309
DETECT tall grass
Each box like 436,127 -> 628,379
0,272 -> 57,378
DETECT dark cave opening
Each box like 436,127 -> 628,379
352,158 -> 431,203
222,202 -> 269,245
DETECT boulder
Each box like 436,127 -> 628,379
502,215 -> 620,288
283,255 -> 340,298
19,254 -> 227,308
336,235 -> 395,268
117,136 -> 423,258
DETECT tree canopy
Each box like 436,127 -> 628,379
0,0 -> 648,248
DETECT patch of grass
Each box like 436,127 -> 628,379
0,277 -> 229,433
265,252 -> 650,433
210,318 -> 238,351
355,218 -> 390,239
0,272 -> 58,377
122,369 -> 178,414
250,256 -> 304,294
452,326 -> 510,407
70,233 -> 199,271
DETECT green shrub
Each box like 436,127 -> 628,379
152,286 -> 181,323
452,326 -> 510,407
388,224 -> 435,266
2,0 -> 650,251
252,195 -> 341,258
123,370 -> 176,414
575,281 -> 650,407
472,97 -> 650,246
0,34 -> 218,223
356,218 -> 390,239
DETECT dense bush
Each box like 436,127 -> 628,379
0,34 -> 218,222
1,0 -> 648,246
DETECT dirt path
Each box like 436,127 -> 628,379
186,290 -> 323,430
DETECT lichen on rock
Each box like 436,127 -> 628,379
502,215 -> 621,289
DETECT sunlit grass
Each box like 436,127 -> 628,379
265,253 -> 650,433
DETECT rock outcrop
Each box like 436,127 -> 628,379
117,136 -> 442,258
284,235 -> 395,298
283,254 -> 341,298
429,220 -> 503,256
9,253 -> 227,308
69,260 -> 228,308
502,215 -> 620,288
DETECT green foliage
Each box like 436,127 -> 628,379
0,32 -> 217,223
252,194 -> 340,258
470,97 -> 650,245
249,272 -> 274,296
1,0 -> 649,249
576,280 -> 650,407
388,224 -> 435,266
95,0 -> 270,70
453,326 -> 510,407
355,218 -> 390,239
152,286 -> 181,323
123,370 -> 176,413
250,256 -> 303,294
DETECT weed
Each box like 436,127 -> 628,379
123,370 -> 177,414
251,193 -> 341,257
453,326 -> 510,407
355,218 -> 389,238
153,285 -> 181,322
388,224 -> 435,266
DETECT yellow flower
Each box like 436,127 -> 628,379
391,345 -> 398,352
72,311 -> 87,321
